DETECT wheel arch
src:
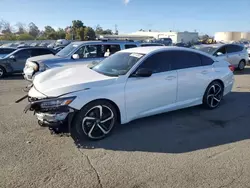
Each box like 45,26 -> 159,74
204,79 -> 225,97
80,98 -> 121,124
211,79 -> 225,89
240,59 -> 246,63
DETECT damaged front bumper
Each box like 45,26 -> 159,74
23,97 -> 77,134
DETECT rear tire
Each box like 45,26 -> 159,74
0,66 -> 6,78
238,60 -> 245,70
203,81 -> 224,109
72,100 -> 118,140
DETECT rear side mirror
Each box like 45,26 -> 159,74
134,68 -> 152,77
72,54 -> 79,60
9,55 -> 16,61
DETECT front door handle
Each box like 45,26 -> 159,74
165,76 -> 176,80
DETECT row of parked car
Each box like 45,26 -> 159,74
1,39 -> 248,82
0,40 -> 167,79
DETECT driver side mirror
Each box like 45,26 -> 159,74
134,68 -> 152,77
72,54 -> 80,60
9,55 -> 16,61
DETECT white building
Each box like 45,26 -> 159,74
214,32 -> 250,42
129,31 -> 199,43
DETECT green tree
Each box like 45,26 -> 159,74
65,33 -> 72,40
84,27 -> 96,40
76,27 -> 85,40
1,20 -> 12,34
95,24 -> 104,35
56,28 -> 66,39
72,20 -> 84,29
102,29 -> 113,35
47,32 -> 58,40
44,26 -> 55,37
72,20 -> 85,40
0,33 -> 16,40
95,25 -> 113,35
15,22 -> 26,34
28,22 -> 39,38
17,33 -> 34,40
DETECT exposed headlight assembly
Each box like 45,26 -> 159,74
39,97 -> 76,110
27,61 -> 39,71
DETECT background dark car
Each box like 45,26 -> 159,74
174,42 -> 192,48
0,47 -> 56,78
0,47 -> 17,58
53,45 -> 65,53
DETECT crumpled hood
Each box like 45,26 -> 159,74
32,64 -> 117,97
27,54 -> 63,64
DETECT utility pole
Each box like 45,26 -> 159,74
115,24 -> 118,35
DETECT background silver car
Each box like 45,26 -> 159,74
193,44 -> 248,70
23,40 -> 140,82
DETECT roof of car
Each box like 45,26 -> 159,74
71,40 -> 139,45
120,46 -> 216,59
121,46 -> 199,54
0,47 -> 17,49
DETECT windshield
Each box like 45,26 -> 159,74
195,46 -> 218,54
56,43 -> 79,57
92,52 -> 144,76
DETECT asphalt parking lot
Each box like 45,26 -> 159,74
1,67 -> 250,188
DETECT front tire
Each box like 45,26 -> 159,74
238,60 -> 245,70
73,100 -> 118,140
203,81 -> 223,109
0,66 -> 6,78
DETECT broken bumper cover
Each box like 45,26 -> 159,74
24,98 -> 77,127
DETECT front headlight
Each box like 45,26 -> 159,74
40,97 -> 76,109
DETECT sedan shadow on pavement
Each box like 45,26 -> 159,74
72,91 -> 250,153
2,74 -> 23,80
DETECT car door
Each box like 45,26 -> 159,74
225,44 -> 241,66
72,44 -> 121,65
11,49 -> 32,71
125,51 -> 177,121
214,46 -> 228,62
171,51 -> 211,105
31,48 -> 55,57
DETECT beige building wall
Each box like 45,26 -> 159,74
215,32 -> 250,42
130,31 -> 198,43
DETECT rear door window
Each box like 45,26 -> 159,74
15,49 -> 32,59
226,45 -> 243,53
200,55 -> 214,66
31,49 -> 54,56
76,44 -> 121,58
171,51 -> 202,70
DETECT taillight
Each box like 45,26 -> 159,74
229,65 -> 235,72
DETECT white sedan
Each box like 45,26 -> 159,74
24,46 -> 234,140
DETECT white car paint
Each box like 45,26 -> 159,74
28,46 -> 234,125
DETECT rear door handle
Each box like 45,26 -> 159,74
201,70 -> 208,74
165,76 -> 176,80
